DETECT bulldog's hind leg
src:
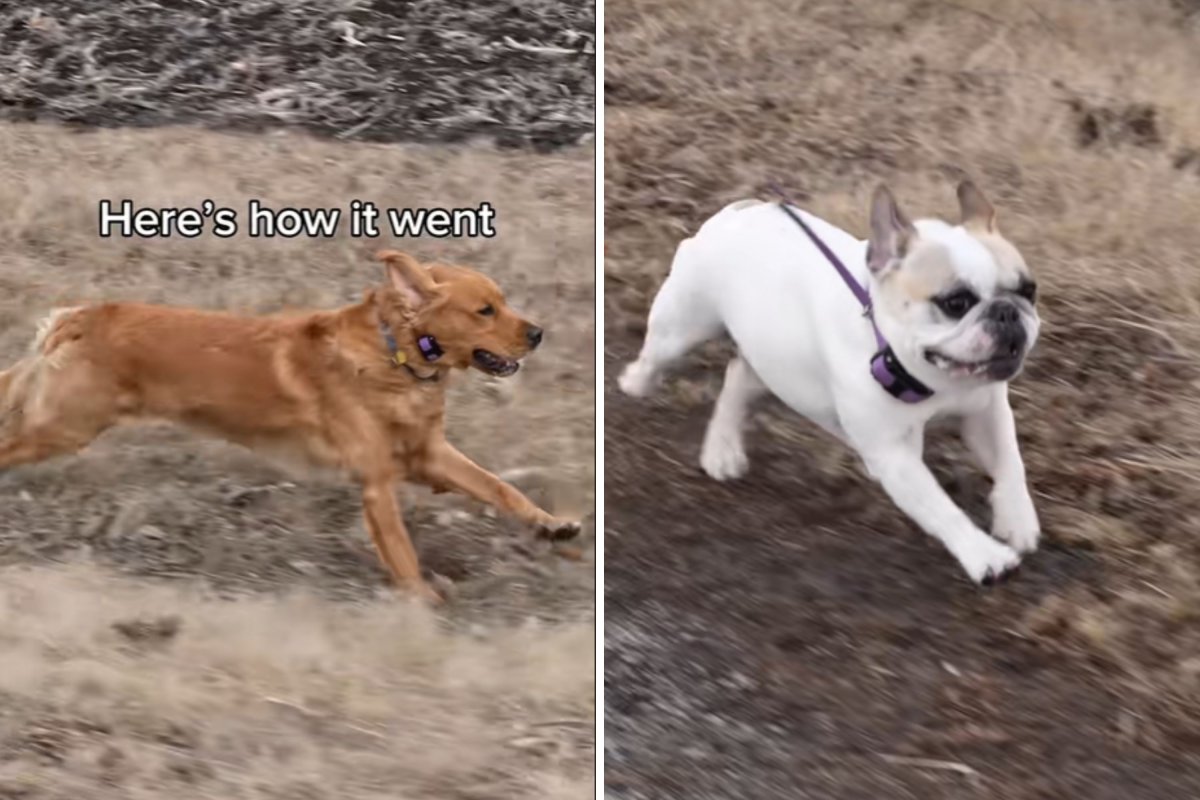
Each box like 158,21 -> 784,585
619,241 -> 722,397
701,356 -> 766,480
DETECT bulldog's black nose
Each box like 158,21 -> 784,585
989,300 -> 1020,326
526,326 -> 544,349
986,300 -> 1027,361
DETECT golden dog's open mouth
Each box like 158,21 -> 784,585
473,348 -> 520,377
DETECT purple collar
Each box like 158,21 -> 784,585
769,185 -> 934,404
378,321 -> 443,382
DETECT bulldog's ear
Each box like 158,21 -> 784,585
957,180 -> 997,233
866,184 -> 916,274
377,250 -> 439,309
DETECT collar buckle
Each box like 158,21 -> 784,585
871,346 -> 934,404
417,334 -> 443,362
379,320 -> 440,382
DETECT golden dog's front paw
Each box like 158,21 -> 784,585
405,579 -> 445,606
536,516 -> 582,542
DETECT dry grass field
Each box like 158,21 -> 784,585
605,0 -> 1200,797
0,2 -> 595,797
0,564 -> 592,799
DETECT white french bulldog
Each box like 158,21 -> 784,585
618,181 -> 1040,584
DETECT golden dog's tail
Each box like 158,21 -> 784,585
1,307 -> 83,420
31,306 -> 83,357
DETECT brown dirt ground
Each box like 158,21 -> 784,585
604,0 -> 1200,797
0,123 -> 595,798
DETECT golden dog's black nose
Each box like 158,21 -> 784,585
526,325 -> 544,349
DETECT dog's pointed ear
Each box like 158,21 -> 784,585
867,184 -> 916,275
957,180 -> 996,233
376,250 -> 439,308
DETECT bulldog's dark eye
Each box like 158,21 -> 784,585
478,305 -> 495,317
1016,279 -> 1037,303
934,289 -> 979,319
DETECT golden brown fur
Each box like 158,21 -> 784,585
0,250 -> 579,603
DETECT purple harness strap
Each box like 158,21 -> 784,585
767,183 -> 933,404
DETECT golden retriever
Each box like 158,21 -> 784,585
0,250 -> 580,603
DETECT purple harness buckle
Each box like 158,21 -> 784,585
767,182 -> 933,404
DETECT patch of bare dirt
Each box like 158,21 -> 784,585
605,0 -> 1200,797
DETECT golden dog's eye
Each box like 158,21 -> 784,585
478,305 -> 495,316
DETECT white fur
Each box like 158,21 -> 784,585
619,199 -> 1040,584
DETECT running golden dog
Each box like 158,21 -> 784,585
0,250 -> 580,602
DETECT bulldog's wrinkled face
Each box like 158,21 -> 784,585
865,182 -> 1040,386
375,251 -> 543,377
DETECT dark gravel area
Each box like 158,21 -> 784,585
603,335 -> 1200,799
0,0 -> 595,149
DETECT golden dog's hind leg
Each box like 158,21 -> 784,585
0,361 -> 118,471
360,478 -> 442,604
0,425 -> 102,470
0,395 -> 116,469
417,442 -> 581,541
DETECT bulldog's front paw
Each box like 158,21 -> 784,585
992,484 -> 1040,554
700,429 -> 749,481
952,533 -> 1022,586
993,520 -> 1040,555
536,517 -> 582,542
